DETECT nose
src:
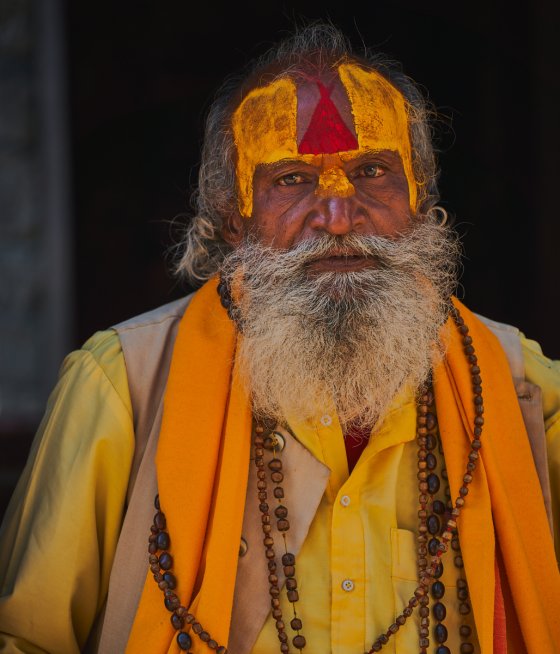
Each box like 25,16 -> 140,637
307,165 -> 367,235
308,194 -> 366,236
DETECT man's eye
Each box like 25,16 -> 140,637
360,164 -> 385,178
277,173 -> 305,186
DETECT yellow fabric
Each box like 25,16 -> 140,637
434,301 -> 560,651
253,391 -> 480,653
523,336 -> 560,560
1,290 -> 560,653
0,331 -> 135,653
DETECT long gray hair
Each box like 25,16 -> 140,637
175,24 -> 440,286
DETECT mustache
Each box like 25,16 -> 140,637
232,222 -> 458,283
249,233 -> 405,265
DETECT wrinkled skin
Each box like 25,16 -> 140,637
223,73 -> 413,273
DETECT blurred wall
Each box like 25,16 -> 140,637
0,0 -> 72,511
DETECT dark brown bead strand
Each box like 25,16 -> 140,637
147,494 -> 227,653
418,390 -> 458,654
217,276 -> 243,330
416,390 -> 432,653
253,427 -> 291,649
427,328 -> 477,654
457,577 -> 475,650
451,308 -> 480,653
257,420 -> 307,652
369,307 -> 483,653
426,416 -> 451,654
424,394 -> 453,653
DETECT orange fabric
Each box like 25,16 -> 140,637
126,277 -> 251,653
434,298 -> 560,653
126,285 -> 560,653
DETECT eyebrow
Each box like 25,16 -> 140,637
347,148 -> 400,159
256,159 -> 315,173
340,149 -> 403,167
255,149 -> 402,175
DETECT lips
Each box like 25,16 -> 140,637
306,252 -> 374,272
308,247 -> 363,260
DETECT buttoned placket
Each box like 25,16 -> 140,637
247,388 -> 481,654
290,393 -> 417,654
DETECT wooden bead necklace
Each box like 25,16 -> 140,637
415,386 -> 475,653
254,427 -> 306,652
147,304 -> 483,653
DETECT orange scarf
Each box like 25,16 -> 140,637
126,280 -> 560,653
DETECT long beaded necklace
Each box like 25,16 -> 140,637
147,304 -> 483,653
415,386 -> 475,654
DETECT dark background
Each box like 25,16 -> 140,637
1,0 -> 559,517
66,1 -> 560,352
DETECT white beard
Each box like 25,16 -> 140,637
220,219 -> 460,429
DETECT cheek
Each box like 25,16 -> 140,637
250,211 -> 304,248
357,176 -> 411,211
250,183 -> 316,246
353,182 -> 412,233
250,203 -> 315,249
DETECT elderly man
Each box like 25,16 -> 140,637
1,24 -> 559,654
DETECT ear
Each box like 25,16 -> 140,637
221,209 -> 246,247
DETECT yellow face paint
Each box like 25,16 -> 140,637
337,64 -> 417,209
317,166 -> 355,198
231,64 -> 416,217
232,78 -> 299,218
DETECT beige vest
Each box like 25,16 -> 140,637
91,297 -> 553,654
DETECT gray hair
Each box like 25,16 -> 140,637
175,23 -> 440,286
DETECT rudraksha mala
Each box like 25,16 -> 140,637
415,385 -> 475,653
148,495 -> 227,653
147,304 -> 483,653
366,305 -> 483,653
253,423 -> 306,652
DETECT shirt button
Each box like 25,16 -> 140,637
341,579 -> 355,592
340,495 -> 351,507
320,414 -> 332,426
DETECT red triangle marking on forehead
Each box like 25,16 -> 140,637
298,82 -> 358,155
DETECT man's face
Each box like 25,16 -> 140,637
230,63 -> 415,272
224,64 -> 459,426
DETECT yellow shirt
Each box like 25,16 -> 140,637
254,395 -> 481,653
0,330 -> 559,653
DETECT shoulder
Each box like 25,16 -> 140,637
113,294 -> 195,335
110,295 -> 195,364
475,311 -> 560,424
65,294 -> 195,408
59,329 -> 130,415
520,334 -> 560,426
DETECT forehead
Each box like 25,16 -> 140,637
232,63 -> 416,214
